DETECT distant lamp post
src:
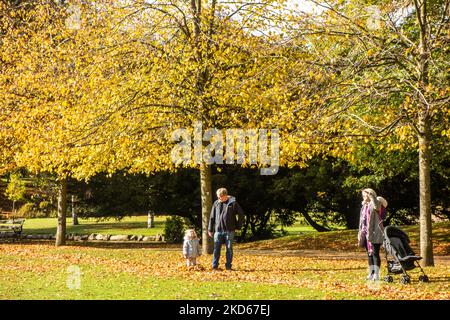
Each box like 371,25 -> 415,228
147,211 -> 154,228
72,195 -> 79,226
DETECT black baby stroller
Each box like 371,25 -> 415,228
383,226 -> 429,284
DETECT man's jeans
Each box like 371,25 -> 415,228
212,231 -> 234,269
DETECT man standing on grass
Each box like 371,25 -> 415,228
208,188 -> 244,271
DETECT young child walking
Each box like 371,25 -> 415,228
183,229 -> 201,267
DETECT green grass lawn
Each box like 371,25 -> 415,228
0,240 -> 448,300
21,215 -> 167,236
275,222 -> 322,235
0,267 -> 364,300
21,215 -> 326,237
1,218 -> 449,300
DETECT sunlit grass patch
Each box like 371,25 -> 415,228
0,242 -> 448,300
21,215 -> 167,237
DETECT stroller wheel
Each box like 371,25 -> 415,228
419,275 -> 429,283
400,275 -> 411,284
384,275 -> 393,283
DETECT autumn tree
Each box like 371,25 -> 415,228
58,0 -> 299,253
5,172 -> 26,216
0,0 -> 114,245
1,0 -> 301,250
285,0 -> 450,265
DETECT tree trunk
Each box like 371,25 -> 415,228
191,0 -> 214,254
240,213 -> 251,241
416,0 -> 434,266
344,199 -> 361,229
344,209 -> 359,230
301,211 -> 330,232
418,112 -> 434,266
56,178 -> 67,246
200,163 -> 214,254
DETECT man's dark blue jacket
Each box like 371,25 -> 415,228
208,196 -> 244,233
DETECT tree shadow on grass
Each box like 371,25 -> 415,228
425,276 -> 450,283
382,276 -> 450,285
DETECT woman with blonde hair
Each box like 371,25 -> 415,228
358,188 -> 385,281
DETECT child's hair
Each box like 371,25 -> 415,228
184,228 -> 198,240
377,196 -> 388,208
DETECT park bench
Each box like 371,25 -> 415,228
0,219 -> 25,238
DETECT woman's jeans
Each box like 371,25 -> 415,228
212,231 -> 234,269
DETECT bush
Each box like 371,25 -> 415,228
16,203 -> 34,218
164,216 -> 186,243
16,202 -> 58,218
17,203 -> 41,218
241,222 -> 279,242
387,209 -> 419,226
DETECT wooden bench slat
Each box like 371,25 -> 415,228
0,219 -> 25,224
